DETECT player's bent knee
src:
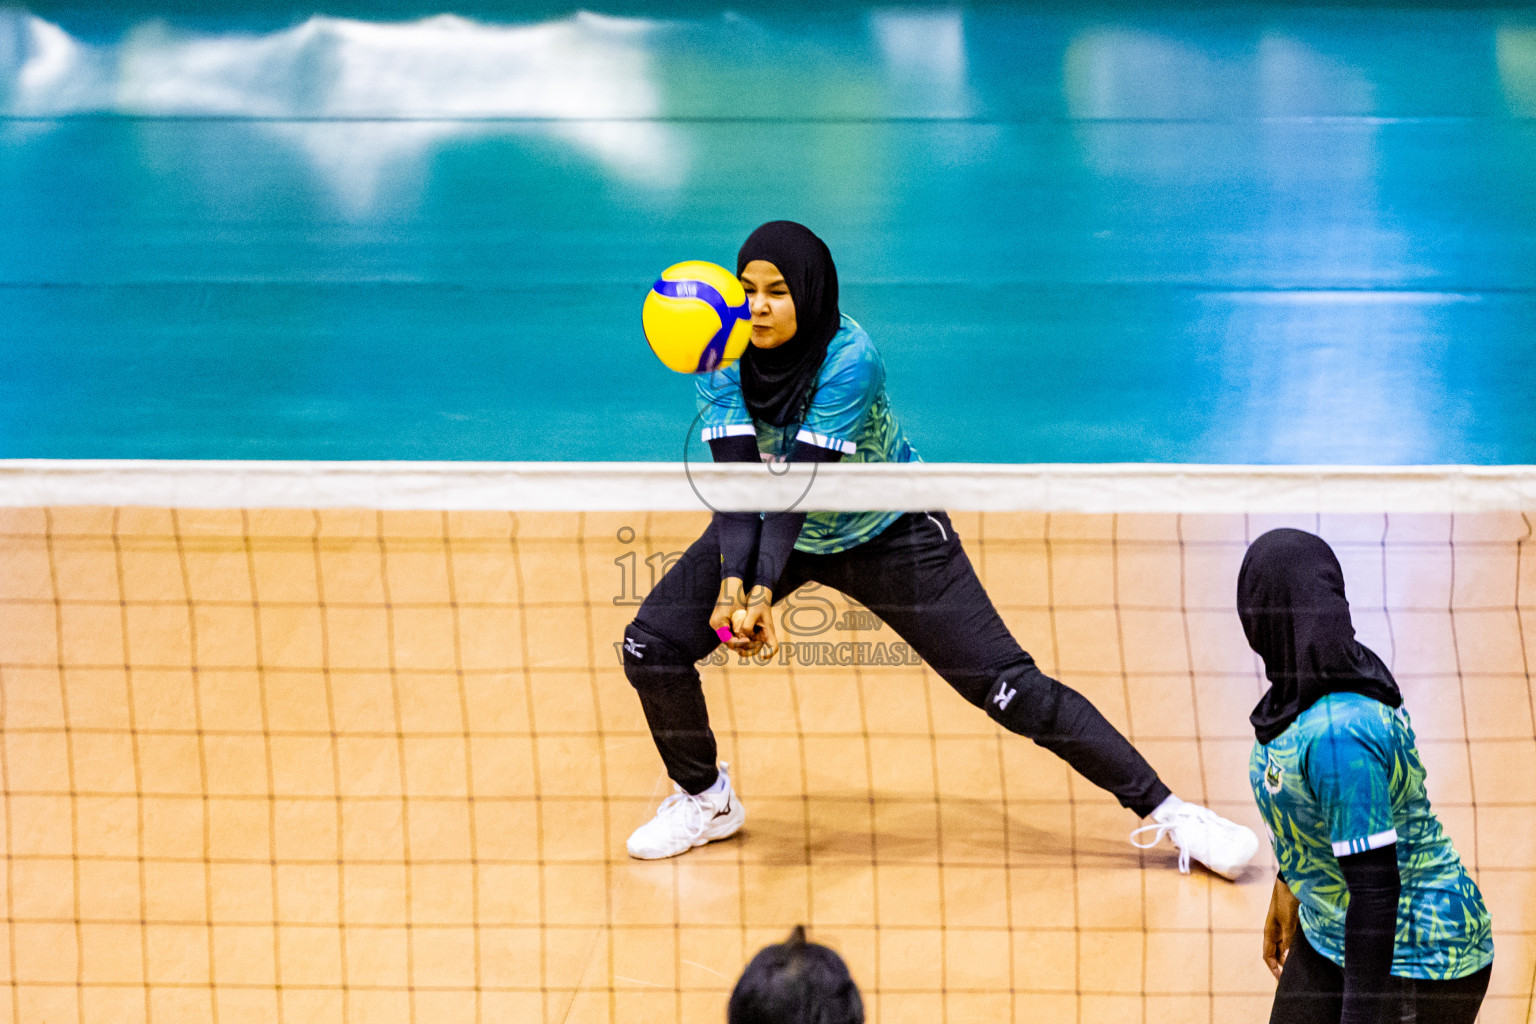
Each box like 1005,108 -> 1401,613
983,668 -> 1060,738
622,621 -> 693,690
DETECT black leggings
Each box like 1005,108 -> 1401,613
1272,928 -> 1492,1024
622,510 -> 1171,816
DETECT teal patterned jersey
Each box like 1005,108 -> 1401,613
697,315 -> 917,555
1250,692 -> 1493,980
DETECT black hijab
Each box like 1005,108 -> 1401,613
736,221 -> 840,427
1237,528 -> 1402,744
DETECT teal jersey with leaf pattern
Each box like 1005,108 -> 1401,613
1250,692 -> 1492,980
696,315 -> 917,555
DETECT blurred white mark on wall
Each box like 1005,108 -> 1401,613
2,11 -> 112,112
1255,32 -> 1374,117
1496,26 -> 1536,116
0,11 -> 689,212
1063,27 -> 1245,120
1063,25 -> 1377,120
870,9 -> 971,117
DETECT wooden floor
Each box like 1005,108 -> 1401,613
0,507 -> 1532,1023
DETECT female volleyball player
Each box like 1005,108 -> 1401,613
1239,529 -> 1492,1024
621,220 -> 1257,879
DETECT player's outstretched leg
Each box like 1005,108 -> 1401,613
974,661 -> 1257,880
622,522 -> 746,859
812,511 -> 1258,879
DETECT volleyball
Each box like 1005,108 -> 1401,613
642,260 -> 751,374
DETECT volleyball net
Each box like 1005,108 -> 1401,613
1,462 -> 1532,1024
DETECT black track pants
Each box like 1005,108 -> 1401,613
1270,928 -> 1491,1024
623,511 -> 1170,816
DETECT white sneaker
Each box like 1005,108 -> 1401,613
626,764 -> 746,860
1129,799 -> 1259,881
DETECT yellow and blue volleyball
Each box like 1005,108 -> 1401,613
642,260 -> 751,374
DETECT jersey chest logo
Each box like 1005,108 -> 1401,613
1262,749 -> 1285,795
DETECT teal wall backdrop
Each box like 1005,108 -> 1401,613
3,3 -> 1535,462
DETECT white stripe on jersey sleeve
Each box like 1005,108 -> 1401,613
795,428 -> 857,455
700,424 -> 758,443
1331,828 -> 1398,857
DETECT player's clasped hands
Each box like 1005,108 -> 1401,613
711,578 -> 779,658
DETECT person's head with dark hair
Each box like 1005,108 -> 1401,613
727,925 -> 863,1024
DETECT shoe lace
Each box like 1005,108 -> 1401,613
1129,805 -> 1221,875
1128,822 -> 1189,873
654,789 -> 709,835
652,765 -> 731,838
